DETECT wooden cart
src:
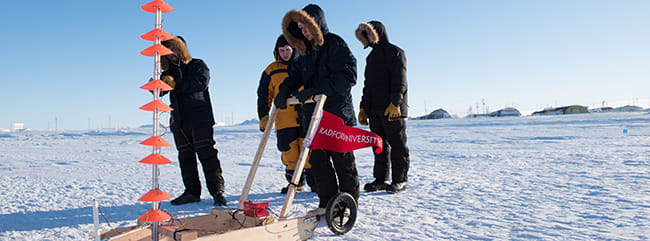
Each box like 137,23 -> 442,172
100,95 -> 357,241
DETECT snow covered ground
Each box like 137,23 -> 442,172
0,112 -> 648,240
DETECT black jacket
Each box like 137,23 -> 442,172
279,4 -> 358,126
360,21 -> 408,117
163,58 -> 215,131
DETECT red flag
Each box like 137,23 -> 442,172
310,111 -> 383,154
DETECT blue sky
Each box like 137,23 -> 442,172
2,0 -> 649,130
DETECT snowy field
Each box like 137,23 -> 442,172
0,112 -> 648,240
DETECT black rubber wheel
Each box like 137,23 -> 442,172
325,192 -> 358,235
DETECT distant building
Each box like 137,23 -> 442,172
532,105 -> 588,116
414,108 -> 452,120
488,107 -> 521,117
611,105 -> 643,112
590,107 -> 613,113
11,123 -> 25,131
466,113 -> 489,118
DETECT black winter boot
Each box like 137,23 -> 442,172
387,181 -> 407,193
171,193 -> 201,205
281,184 -> 304,194
364,180 -> 389,192
213,192 -> 227,206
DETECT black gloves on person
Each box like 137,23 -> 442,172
297,88 -> 317,103
274,92 -> 288,109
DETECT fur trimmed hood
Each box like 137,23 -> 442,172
282,4 -> 327,56
161,36 -> 192,70
356,21 -> 390,49
355,22 -> 379,49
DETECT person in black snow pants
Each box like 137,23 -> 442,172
355,21 -> 410,193
159,36 -> 227,206
276,4 -> 360,216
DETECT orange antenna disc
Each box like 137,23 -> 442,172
140,100 -> 173,112
137,209 -> 172,222
140,136 -> 171,147
140,79 -> 173,91
141,0 -> 174,13
141,28 -> 175,42
139,153 -> 172,165
140,44 -> 173,57
139,189 -> 173,202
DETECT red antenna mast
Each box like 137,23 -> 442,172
138,1 -> 175,240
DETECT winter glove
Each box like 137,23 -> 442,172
358,109 -> 369,126
147,78 -> 170,97
297,88 -> 317,103
259,115 -> 269,132
384,103 -> 401,121
274,94 -> 288,109
161,75 -> 176,88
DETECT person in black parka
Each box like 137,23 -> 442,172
355,21 -> 410,193
160,36 -> 227,206
275,4 -> 360,214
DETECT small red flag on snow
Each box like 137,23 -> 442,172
310,111 -> 383,154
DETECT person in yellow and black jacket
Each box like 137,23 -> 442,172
257,35 -> 316,194
356,21 -> 410,193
